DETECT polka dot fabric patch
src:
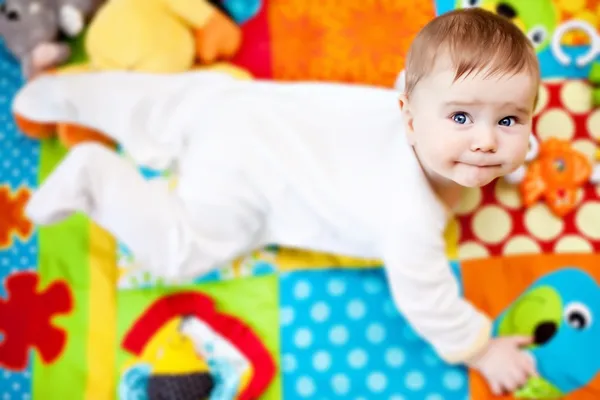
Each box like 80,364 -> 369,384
0,48 -> 38,399
279,268 -> 469,399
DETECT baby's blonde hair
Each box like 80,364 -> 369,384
404,8 -> 540,99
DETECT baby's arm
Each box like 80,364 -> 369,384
381,224 -> 537,394
381,232 -> 491,364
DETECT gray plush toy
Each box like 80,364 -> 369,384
0,0 -> 103,78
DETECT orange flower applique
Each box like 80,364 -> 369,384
0,185 -> 34,250
520,137 -> 592,217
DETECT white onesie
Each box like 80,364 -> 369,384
13,70 -> 491,364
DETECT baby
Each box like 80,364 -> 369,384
13,7 -> 539,396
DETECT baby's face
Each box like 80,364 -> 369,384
404,65 -> 537,188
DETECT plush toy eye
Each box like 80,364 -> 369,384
564,302 -> 592,330
462,0 -> 482,7
527,26 -> 547,47
3,7 -> 19,21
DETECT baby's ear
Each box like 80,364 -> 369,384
398,94 -> 416,145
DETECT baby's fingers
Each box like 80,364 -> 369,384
518,351 -> 539,378
489,379 -> 503,396
506,335 -> 534,348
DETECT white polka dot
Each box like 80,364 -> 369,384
587,110 -> 600,140
327,278 -> 346,296
458,241 -> 490,260
12,383 -> 19,391
472,205 -> 513,244
347,299 -> 367,320
456,188 -> 482,215
390,395 -> 406,400
443,370 -> 465,391
331,374 -> 351,395
554,235 -> 593,253
366,323 -> 386,344
503,235 -> 541,255
312,351 -> 331,372
525,204 -> 564,241
296,376 -> 316,397
294,328 -> 313,348
536,108 -> 575,141
282,354 -> 297,373
363,277 -> 383,294
280,306 -> 295,326
405,370 -> 426,391
576,202 -> 600,240
310,302 -> 330,323
367,372 -> 387,393
385,347 -> 406,367
348,348 -> 368,369
572,139 -> 597,162
426,394 -> 444,400
294,280 -> 311,300
560,80 -> 591,114
329,325 -> 349,345
495,178 -> 521,209
534,84 -> 549,116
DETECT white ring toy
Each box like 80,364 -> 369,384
551,20 -> 600,67
525,133 -> 540,162
591,164 -> 600,184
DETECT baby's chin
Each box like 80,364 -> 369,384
451,170 -> 499,188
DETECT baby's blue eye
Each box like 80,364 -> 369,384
499,117 -> 516,126
453,113 -> 468,124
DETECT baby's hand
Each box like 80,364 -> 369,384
467,336 -> 538,396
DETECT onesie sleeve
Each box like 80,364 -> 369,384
380,216 -> 492,364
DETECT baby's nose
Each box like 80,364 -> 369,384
470,130 -> 498,153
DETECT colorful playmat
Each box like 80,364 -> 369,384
1,0 -> 600,399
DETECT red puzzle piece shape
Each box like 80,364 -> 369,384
0,271 -> 73,371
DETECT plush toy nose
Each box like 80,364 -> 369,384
534,321 -> 558,345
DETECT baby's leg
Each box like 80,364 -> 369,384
26,143 -> 264,281
12,72 -> 227,170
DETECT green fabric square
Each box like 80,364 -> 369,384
115,274 -> 281,399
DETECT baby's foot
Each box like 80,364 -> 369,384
12,74 -> 76,124
25,144 -> 99,225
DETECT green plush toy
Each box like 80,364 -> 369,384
455,0 -> 558,52
496,286 -> 563,399
514,377 -> 563,399
590,61 -> 600,107
493,269 -> 600,399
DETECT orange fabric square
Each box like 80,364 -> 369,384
267,0 -> 435,87
461,253 -> 600,399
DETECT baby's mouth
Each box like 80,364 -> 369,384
458,161 -> 501,168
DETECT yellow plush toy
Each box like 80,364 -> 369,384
86,0 -> 242,72
14,0 -> 244,148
